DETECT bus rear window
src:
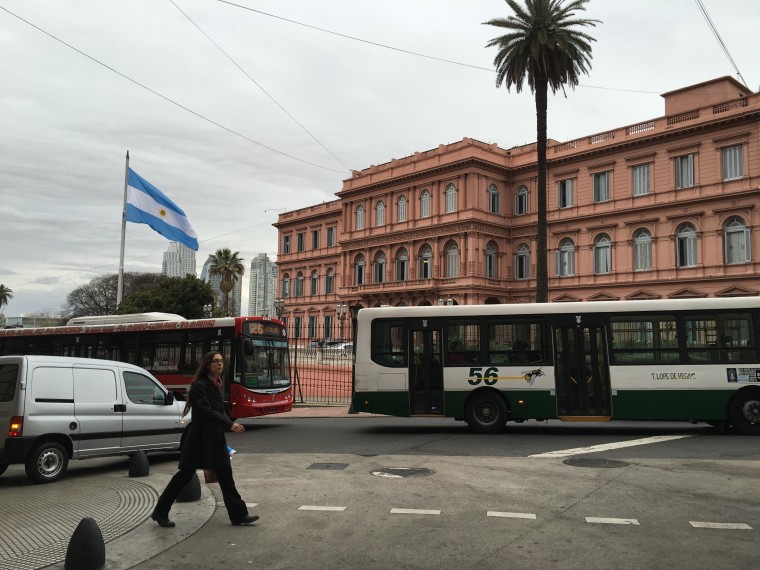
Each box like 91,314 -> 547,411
371,321 -> 406,367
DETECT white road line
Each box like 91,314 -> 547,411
217,501 -> 259,508
528,435 -> 693,458
487,511 -> 537,519
298,505 -> 347,511
390,508 -> 441,515
586,517 -> 640,525
689,521 -> 753,530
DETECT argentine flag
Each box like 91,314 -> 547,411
126,168 -> 199,251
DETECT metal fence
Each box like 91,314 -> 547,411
285,320 -> 354,405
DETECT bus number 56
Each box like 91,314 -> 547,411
468,367 -> 498,385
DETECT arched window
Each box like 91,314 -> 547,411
324,268 -> 335,294
555,238 -> 575,277
281,274 -> 290,297
374,252 -> 386,283
375,201 -> 385,227
485,242 -> 497,278
419,244 -> 432,279
355,254 -> 366,285
633,229 -> 652,271
593,233 -> 612,274
515,186 -> 528,215
446,241 -> 459,278
724,216 -> 751,264
676,223 -> 697,268
445,184 -> 457,213
488,185 -> 500,214
310,270 -> 319,295
397,196 -> 407,222
294,271 -> 304,297
515,243 -> 530,280
420,190 -> 431,218
355,205 -> 365,230
396,248 -> 409,281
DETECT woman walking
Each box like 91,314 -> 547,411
151,351 -> 259,527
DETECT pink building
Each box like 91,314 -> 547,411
275,77 -> 760,340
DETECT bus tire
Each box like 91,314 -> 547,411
465,391 -> 508,434
728,388 -> 760,435
25,441 -> 69,484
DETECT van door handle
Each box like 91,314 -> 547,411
114,404 -> 127,412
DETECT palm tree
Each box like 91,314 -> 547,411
209,249 -> 245,316
0,284 -> 13,314
485,0 -> 598,303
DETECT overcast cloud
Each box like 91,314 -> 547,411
1,0 -> 758,316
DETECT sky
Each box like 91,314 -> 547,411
1,0 -> 758,317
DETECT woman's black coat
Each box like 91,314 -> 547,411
178,376 -> 234,469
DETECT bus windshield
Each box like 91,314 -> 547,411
240,339 -> 290,389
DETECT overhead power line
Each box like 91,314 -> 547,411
695,0 -> 749,88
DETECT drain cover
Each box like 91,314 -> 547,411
308,463 -> 349,470
371,467 -> 435,478
563,457 -> 629,469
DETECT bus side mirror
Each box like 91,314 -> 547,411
244,339 -> 253,355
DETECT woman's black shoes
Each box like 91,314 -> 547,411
232,514 -> 259,526
150,511 -> 176,528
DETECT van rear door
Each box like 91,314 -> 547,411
73,366 -> 123,456
120,369 -> 183,451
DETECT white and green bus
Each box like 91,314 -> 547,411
351,298 -> 760,434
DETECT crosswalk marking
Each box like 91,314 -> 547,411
689,521 -> 752,530
586,517 -> 640,525
529,435 -> 693,458
390,508 -> 441,515
487,511 -> 536,519
298,505 -> 347,511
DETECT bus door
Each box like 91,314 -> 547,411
408,327 -> 444,415
553,316 -> 612,419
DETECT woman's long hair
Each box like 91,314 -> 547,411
182,351 -> 221,417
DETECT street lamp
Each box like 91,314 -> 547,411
446,297 -> 454,306
336,303 -> 347,342
437,298 -> 444,306
203,303 -> 213,318
274,299 -> 285,319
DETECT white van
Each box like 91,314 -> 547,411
0,355 -> 189,483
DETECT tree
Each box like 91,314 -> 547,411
485,0 -> 598,302
0,284 -> 13,314
63,273 -> 162,318
117,275 -> 216,318
209,248 -> 245,316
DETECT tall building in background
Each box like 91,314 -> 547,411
248,253 -> 276,317
201,255 -> 242,316
161,242 -> 196,278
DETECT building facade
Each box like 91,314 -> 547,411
275,77 -> 760,341
200,255 -> 242,316
161,242 -> 196,278
248,253 -> 277,317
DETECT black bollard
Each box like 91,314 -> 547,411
176,471 -> 201,502
65,517 -> 105,570
128,449 -> 150,477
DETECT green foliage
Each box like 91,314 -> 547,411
209,248 -> 245,315
116,275 -> 215,318
0,284 -> 13,311
64,273 -> 162,318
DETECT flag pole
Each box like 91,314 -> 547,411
116,150 -> 129,307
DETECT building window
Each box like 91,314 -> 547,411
515,243 -> 530,280
676,223 -> 697,268
724,216 -> 751,264
723,145 -> 743,181
558,179 -> 574,209
445,184 -> 456,213
633,228 -> 652,271
632,164 -> 650,196
324,268 -> 335,294
593,171 -> 610,203
396,248 -> 408,281
355,255 -> 365,285
485,242 -> 497,278
445,242 -> 459,278
397,196 -> 407,222
355,206 -> 365,230
488,185 -> 500,214
327,226 -> 336,247
675,154 -> 694,189
515,186 -> 528,215
420,190 -> 431,218
281,274 -> 290,297
593,233 -> 612,274
283,235 -> 291,254
555,238 -> 575,277
293,317 -> 302,339
419,244 -> 432,278
296,232 -> 305,252
310,270 -> 319,295
294,272 -> 304,296
308,316 -> 317,339
376,201 -> 385,227
311,230 -> 320,249
374,252 -> 386,283
323,316 -> 333,340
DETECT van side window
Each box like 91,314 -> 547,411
74,368 -> 117,403
124,371 -> 166,405
0,364 -> 18,402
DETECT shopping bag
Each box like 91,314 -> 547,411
203,468 -> 218,484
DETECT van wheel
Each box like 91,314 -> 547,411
465,391 -> 508,434
0,462 -> 8,476
25,442 -> 69,484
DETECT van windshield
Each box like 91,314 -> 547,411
0,364 -> 19,402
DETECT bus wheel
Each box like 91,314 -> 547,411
728,389 -> 760,435
25,442 -> 69,484
465,391 -> 508,434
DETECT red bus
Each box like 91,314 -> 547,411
0,312 -> 293,419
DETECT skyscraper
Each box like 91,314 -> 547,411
161,242 -> 196,278
201,255 -> 242,316
248,253 -> 276,317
